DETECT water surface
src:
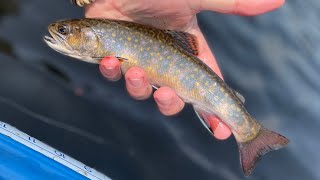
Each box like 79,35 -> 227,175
0,0 -> 318,179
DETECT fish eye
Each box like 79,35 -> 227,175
58,25 -> 68,35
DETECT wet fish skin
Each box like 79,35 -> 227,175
44,18 -> 289,176
47,19 -> 259,140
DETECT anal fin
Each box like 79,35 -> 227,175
232,89 -> 245,104
193,108 -> 212,134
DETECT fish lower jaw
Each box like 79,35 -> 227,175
44,35 -> 98,63
43,35 -> 70,55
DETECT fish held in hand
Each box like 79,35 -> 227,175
44,18 -> 289,176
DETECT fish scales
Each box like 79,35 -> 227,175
44,18 -> 289,176
92,19 -> 260,140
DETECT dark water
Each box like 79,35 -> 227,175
0,0 -> 318,179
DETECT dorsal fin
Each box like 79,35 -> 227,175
164,30 -> 199,55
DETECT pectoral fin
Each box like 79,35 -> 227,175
91,57 -> 103,60
116,57 -> 129,62
151,84 -> 159,90
91,56 -> 129,64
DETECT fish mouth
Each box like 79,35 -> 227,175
43,27 -> 98,63
43,35 -> 69,56
43,35 -> 58,49
43,29 -> 74,56
43,35 -> 56,44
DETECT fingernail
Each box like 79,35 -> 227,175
102,63 -> 118,74
128,78 -> 143,88
213,122 -> 232,140
155,98 -> 172,106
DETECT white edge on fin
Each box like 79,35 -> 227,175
194,109 -> 212,134
151,84 -> 159,90
233,90 -> 245,104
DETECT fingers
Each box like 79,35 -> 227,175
153,87 -> 228,140
199,0 -> 285,16
99,56 -> 122,81
153,87 -> 185,116
199,112 -> 232,140
125,67 -> 153,100
100,57 -> 184,114
100,57 -> 152,99
209,116 -> 232,140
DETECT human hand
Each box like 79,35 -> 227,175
84,0 -> 285,140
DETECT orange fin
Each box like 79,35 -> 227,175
238,128 -> 289,176
164,30 -> 199,55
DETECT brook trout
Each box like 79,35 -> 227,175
44,18 -> 289,176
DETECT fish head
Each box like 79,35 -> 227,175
44,20 -> 101,63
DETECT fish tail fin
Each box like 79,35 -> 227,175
238,128 -> 289,176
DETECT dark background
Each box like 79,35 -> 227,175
0,0 -> 318,179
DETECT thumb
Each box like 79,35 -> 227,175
199,0 -> 285,16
